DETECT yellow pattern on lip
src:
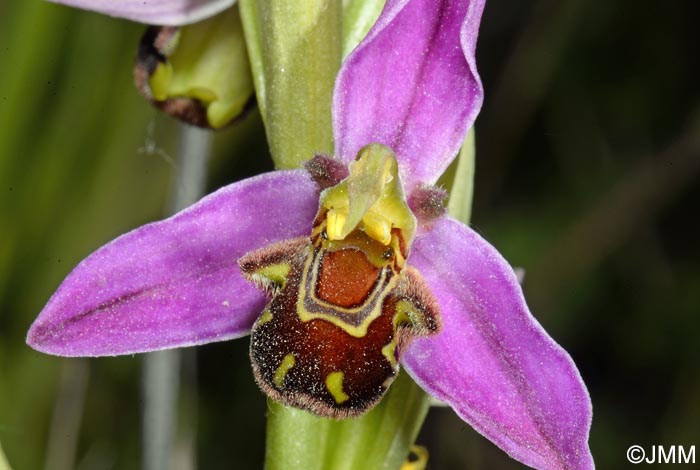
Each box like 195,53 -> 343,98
273,353 -> 296,388
325,371 -> 350,404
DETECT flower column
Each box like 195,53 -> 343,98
238,1 -> 431,469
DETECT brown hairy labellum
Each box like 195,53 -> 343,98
239,221 -> 440,418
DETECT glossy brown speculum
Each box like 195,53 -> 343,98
315,249 -> 380,308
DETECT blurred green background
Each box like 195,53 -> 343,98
1,1 -> 698,469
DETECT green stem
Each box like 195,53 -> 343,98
265,403 -> 331,470
238,0 -> 341,169
265,373 -> 430,470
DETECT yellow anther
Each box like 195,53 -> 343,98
320,144 -> 416,245
363,213 -> 392,245
326,208 -> 348,241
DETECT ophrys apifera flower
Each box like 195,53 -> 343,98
28,0 -> 594,468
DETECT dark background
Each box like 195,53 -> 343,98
1,0 -> 698,468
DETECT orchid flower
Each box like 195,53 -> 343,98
28,0 -> 593,468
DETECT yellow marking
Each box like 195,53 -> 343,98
382,340 -> 398,368
325,371 -> 350,404
296,293 -> 387,337
273,354 -> 295,388
396,299 -> 432,333
257,309 -> 273,326
254,263 -> 291,289
401,445 -> 429,470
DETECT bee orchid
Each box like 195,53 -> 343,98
28,0 -> 593,468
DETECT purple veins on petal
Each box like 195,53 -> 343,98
27,171 -> 319,356
402,217 -> 594,470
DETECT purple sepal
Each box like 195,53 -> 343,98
333,0 -> 485,192
48,0 -> 235,26
27,171 -> 318,356
402,217 -> 594,470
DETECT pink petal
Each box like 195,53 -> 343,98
49,0 -> 235,26
402,217 -> 594,470
27,171 -> 318,356
333,0 -> 485,192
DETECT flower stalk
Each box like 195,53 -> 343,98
266,372 -> 431,470
238,0 -> 341,169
